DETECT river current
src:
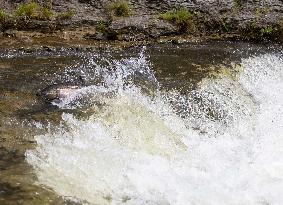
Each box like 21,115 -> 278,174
0,42 -> 282,205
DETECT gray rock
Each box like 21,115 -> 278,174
83,32 -> 108,40
109,15 -> 179,40
3,29 -> 16,37
0,0 -> 282,41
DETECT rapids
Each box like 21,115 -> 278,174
25,49 -> 283,205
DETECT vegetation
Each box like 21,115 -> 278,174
219,17 -> 232,32
233,0 -> 244,9
0,10 -> 15,29
14,1 -> 75,21
280,19 -> 283,33
96,20 -> 108,33
160,8 -> 193,32
0,1 -> 75,30
0,10 -> 7,23
108,1 -> 131,17
56,10 -> 76,20
259,26 -> 277,36
40,7 -> 53,20
242,21 -> 280,40
15,2 -> 37,19
15,2 -> 53,20
255,7 -> 270,16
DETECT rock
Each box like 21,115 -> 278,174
109,15 -> 179,40
21,20 -> 57,33
0,0 -> 282,42
83,32 -> 108,40
42,45 -> 56,52
3,29 -> 16,37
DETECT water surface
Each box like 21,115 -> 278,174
0,41 -> 282,205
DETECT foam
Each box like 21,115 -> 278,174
26,52 -> 283,205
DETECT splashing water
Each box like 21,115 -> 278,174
26,50 -> 283,205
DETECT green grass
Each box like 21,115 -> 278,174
0,10 -> 15,29
219,17 -> 231,32
242,22 -> 280,40
15,2 -> 38,20
0,10 -> 7,23
108,1 -> 131,17
56,10 -> 76,20
96,20 -> 108,33
40,7 -> 53,20
160,8 -> 193,31
15,2 -> 53,20
15,1 -> 74,21
260,26 -> 275,36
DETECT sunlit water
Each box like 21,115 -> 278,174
1,42 -> 282,205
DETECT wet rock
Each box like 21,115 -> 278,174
0,182 -> 23,197
3,29 -> 16,37
109,15 -> 179,40
0,147 -> 24,171
42,45 -> 56,52
83,32 -> 108,40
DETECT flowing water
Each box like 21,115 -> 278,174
0,42 -> 282,205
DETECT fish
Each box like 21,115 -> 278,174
37,83 -> 82,103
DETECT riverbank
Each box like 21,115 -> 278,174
0,0 -> 282,48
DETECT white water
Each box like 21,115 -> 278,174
26,51 -> 283,205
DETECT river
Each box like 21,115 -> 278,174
0,41 -> 282,205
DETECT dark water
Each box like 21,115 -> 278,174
0,41 -> 282,205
